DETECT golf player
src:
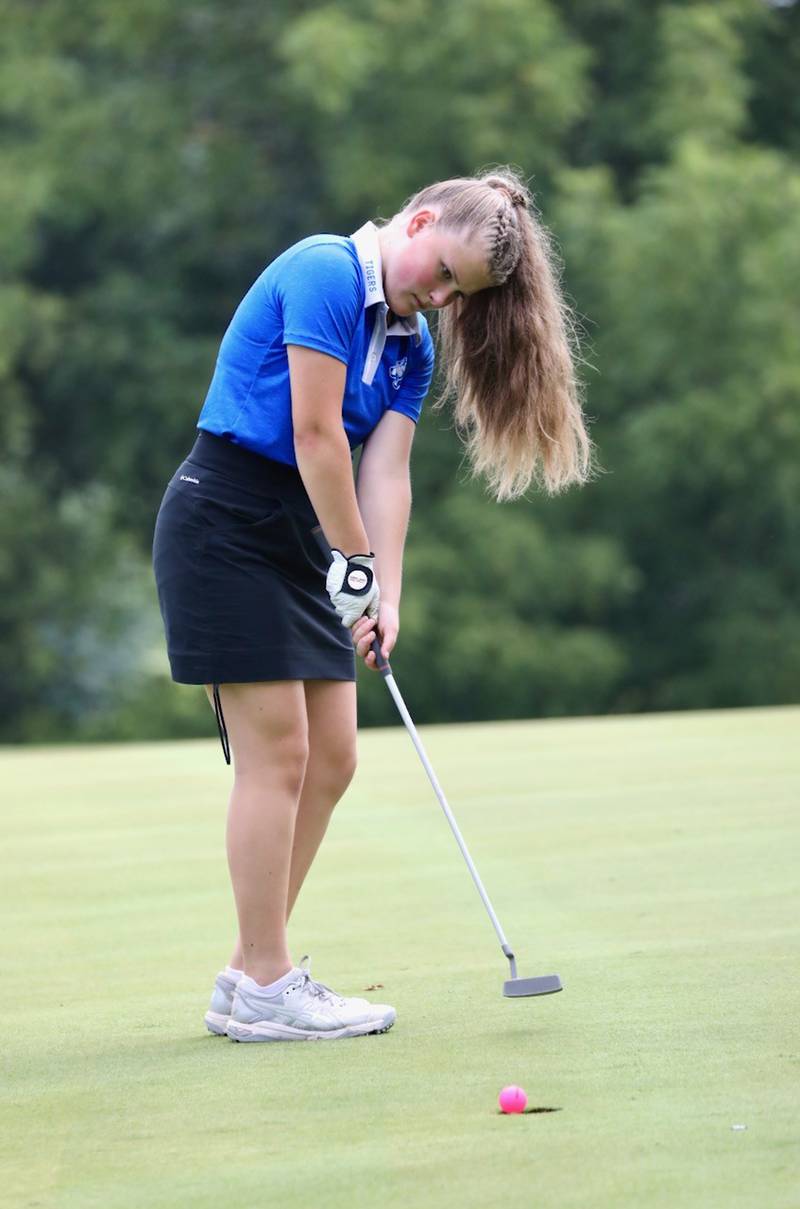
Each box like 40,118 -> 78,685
152,167 -> 591,1042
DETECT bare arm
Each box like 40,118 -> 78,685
288,345 -> 370,555
351,410 -> 415,670
355,410 -> 415,609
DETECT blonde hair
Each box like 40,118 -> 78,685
397,167 -> 593,501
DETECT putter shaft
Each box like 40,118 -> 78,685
378,656 -> 513,955
370,638 -> 561,995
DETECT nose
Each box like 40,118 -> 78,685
428,288 -> 457,309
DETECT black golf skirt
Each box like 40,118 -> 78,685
152,431 -> 356,748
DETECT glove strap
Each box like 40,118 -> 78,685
330,549 -> 376,596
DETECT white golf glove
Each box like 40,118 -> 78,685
325,549 -> 380,627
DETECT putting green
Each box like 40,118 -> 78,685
2,707 -> 797,1208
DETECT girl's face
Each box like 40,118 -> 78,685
382,210 -> 494,317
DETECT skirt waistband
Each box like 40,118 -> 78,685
186,430 -> 313,508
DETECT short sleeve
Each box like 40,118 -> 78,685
277,241 -> 363,364
388,322 -> 435,423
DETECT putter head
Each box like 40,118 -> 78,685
503,974 -> 563,998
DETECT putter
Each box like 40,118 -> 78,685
312,528 -> 562,999
367,635 -> 562,999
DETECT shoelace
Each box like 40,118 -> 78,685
289,956 -> 346,1006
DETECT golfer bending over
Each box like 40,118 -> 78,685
152,166 -> 591,1042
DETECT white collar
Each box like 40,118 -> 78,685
349,221 -> 422,344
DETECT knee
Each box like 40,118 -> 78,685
275,730 -> 311,792
338,743 -> 358,793
235,728 -> 308,794
316,740 -> 358,801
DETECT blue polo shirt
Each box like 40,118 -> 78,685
196,233 -> 435,465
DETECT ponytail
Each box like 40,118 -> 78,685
399,167 -> 593,501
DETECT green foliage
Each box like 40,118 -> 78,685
0,0 -> 797,742
646,4 -> 754,151
553,130 -> 800,712
0,467 -> 158,741
745,0 -> 800,157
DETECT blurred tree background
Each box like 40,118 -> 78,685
1,0 -> 798,743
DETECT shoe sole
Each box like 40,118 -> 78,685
205,1010 -> 229,1036
225,1013 -> 396,1043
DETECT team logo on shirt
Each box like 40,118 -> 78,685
389,357 -> 408,390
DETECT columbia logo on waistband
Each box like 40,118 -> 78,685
180,474 -> 200,484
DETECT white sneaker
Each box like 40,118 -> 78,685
204,969 -> 240,1036
225,955 -> 396,1042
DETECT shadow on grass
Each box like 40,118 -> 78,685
497,1107 -> 563,1115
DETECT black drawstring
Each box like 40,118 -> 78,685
212,683 -> 231,765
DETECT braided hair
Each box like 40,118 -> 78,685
482,176 -> 528,282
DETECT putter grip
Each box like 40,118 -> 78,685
370,636 -> 391,677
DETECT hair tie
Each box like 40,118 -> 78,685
486,178 -> 527,209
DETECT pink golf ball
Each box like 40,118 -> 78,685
498,1085 -> 527,1114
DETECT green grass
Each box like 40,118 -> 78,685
2,706 -> 798,1209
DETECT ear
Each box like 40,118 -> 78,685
405,208 -> 437,238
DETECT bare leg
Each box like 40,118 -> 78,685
286,679 -> 358,920
206,682 -> 308,986
213,680 -> 358,970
